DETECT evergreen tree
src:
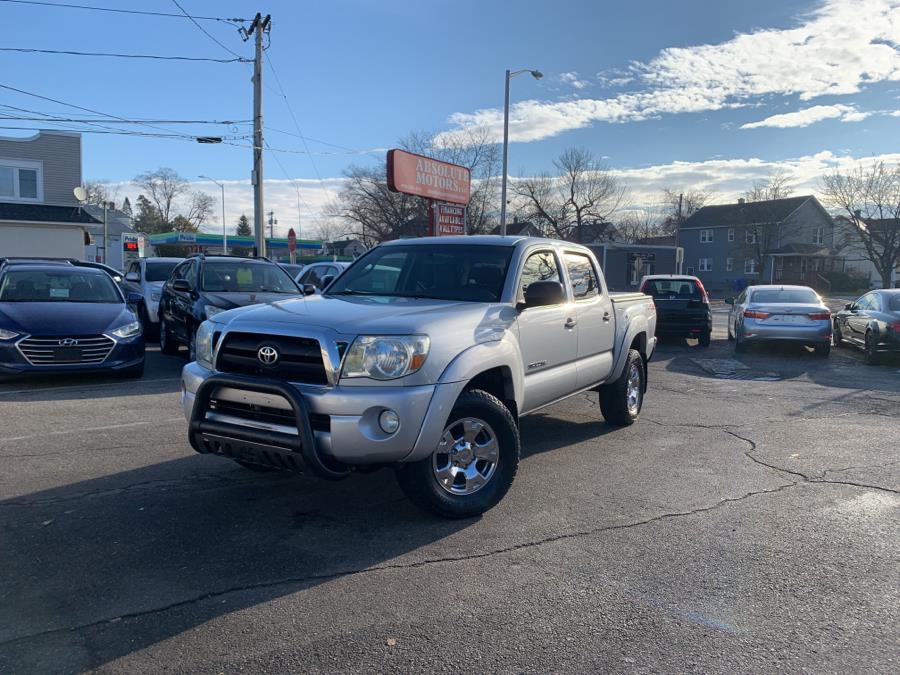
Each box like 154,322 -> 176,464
236,214 -> 252,236
132,194 -> 165,234
121,196 -> 133,222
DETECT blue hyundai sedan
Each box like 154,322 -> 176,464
0,264 -> 145,378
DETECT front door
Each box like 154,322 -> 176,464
516,249 -> 578,412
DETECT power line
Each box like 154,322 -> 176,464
0,124 -> 249,141
0,114 -> 250,125
170,0 -> 245,60
0,0 -> 246,22
0,46 -> 248,63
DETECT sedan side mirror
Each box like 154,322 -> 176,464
172,279 -> 191,292
725,297 -> 734,305
320,274 -> 335,290
125,272 -> 139,282
524,280 -> 565,309
302,284 -> 317,296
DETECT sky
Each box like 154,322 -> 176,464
1,0 -> 899,238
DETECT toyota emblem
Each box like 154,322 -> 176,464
59,338 -> 79,346
257,345 -> 279,365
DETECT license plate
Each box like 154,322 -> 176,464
770,315 -> 804,324
53,346 -> 82,361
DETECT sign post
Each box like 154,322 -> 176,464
287,227 -> 297,264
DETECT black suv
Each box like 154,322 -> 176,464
158,255 -> 302,359
639,274 -> 712,346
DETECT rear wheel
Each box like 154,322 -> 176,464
734,327 -> 748,353
814,342 -> 831,358
727,320 -> 735,341
599,349 -> 644,426
159,317 -> 180,355
396,390 -> 519,518
698,330 -> 711,347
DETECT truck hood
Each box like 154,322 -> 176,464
221,294 -> 511,335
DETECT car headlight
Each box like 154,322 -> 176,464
342,335 -> 430,380
150,291 -> 161,302
111,320 -> 142,339
0,328 -> 20,340
195,320 -> 215,368
205,305 -> 225,319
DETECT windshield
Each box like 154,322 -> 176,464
328,244 -> 514,302
200,262 -> 299,294
0,269 -> 122,303
641,278 -> 703,300
279,264 -> 303,277
145,262 -> 180,282
751,288 -> 819,304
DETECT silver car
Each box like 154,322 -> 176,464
726,285 -> 832,356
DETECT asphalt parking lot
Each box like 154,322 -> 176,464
1,314 -> 898,674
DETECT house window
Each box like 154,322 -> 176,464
745,230 -> 757,244
726,258 -> 733,272
699,229 -> 713,243
0,161 -> 42,201
813,227 -> 823,245
727,228 -> 735,242
698,258 -> 712,272
775,257 -> 784,280
744,258 -> 758,274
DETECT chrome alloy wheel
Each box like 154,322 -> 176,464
433,417 -> 499,496
626,362 -> 642,415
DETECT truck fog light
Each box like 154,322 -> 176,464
379,409 -> 400,434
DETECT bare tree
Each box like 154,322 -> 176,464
744,169 -> 794,202
616,206 -> 666,243
659,188 -> 709,236
513,147 -> 626,243
821,161 -> 900,289
133,168 -> 187,226
186,191 -> 215,229
311,217 -> 353,244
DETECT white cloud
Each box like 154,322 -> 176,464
559,71 -> 589,90
740,104 -> 858,128
436,0 -> 900,145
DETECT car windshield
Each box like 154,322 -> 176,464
328,244 -> 514,302
751,288 -> 819,304
888,294 -> 900,311
641,278 -> 702,300
0,269 -> 122,303
200,262 -> 299,294
145,262 -> 180,282
279,264 -> 303,277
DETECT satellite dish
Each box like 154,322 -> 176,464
73,186 -> 87,202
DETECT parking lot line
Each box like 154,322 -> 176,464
0,376 -> 179,398
0,417 -> 184,443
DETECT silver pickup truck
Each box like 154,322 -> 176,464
181,236 -> 657,517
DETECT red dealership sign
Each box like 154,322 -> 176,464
430,202 -> 466,236
387,149 -> 471,205
287,228 -> 297,252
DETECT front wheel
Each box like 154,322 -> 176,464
864,332 -> 880,365
833,322 -> 843,347
734,327 -> 748,353
599,349 -> 644,426
159,317 -> 180,356
395,390 -> 520,518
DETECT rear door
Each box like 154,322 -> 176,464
563,250 -> 615,388
515,249 -> 578,412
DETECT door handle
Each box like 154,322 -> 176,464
602,311 -> 611,322
565,317 -> 577,329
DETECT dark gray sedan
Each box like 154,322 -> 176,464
726,285 -> 832,356
833,289 -> 900,364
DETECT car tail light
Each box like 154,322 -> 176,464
639,281 -> 649,293
807,311 -> 831,320
890,321 -> 900,332
695,279 -> 709,304
744,309 -> 770,319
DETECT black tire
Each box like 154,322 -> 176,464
727,321 -> 734,341
159,317 -> 180,355
864,331 -> 879,365
734,327 -> 748,353
599,349 -> 645,426
118,361 -> 145,379
395,389 -> 519,519
814,342 -> 831,358
698,330 -> 711,347
234,460 -> 279,472
832,321 -> 843,347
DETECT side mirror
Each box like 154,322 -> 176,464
126,292 -> 143,305
725,297 -> 734,305
844,303 -> 853,310
524,280 -> 565,309
302,284 -> 317,296
172,279 -> 191,292
125,272 -> 139,282
320,274 -> 335,289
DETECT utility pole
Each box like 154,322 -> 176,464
247,13 -> 270,258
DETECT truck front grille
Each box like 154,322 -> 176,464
215,332 -> 328,385
17,335 -> 115,366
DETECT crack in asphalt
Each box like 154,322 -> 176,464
0,479 -> 802,649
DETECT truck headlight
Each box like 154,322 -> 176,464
195,320 -> 216,368
205,306 -> 225,319
111,321 -> 142,339
342,335 -> 430,380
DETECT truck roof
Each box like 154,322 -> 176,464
379,235 -> 593,252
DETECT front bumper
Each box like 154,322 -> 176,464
182,362 -> 465,470
741,319 -> 831,344
0,337 -> 145,377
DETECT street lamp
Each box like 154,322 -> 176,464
500,68 -> 542,237
199,175 -> 227,254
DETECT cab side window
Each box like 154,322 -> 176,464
519,251 -> 561,303
564,252 -> 600,300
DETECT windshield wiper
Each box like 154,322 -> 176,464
330,289 -> 382,296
